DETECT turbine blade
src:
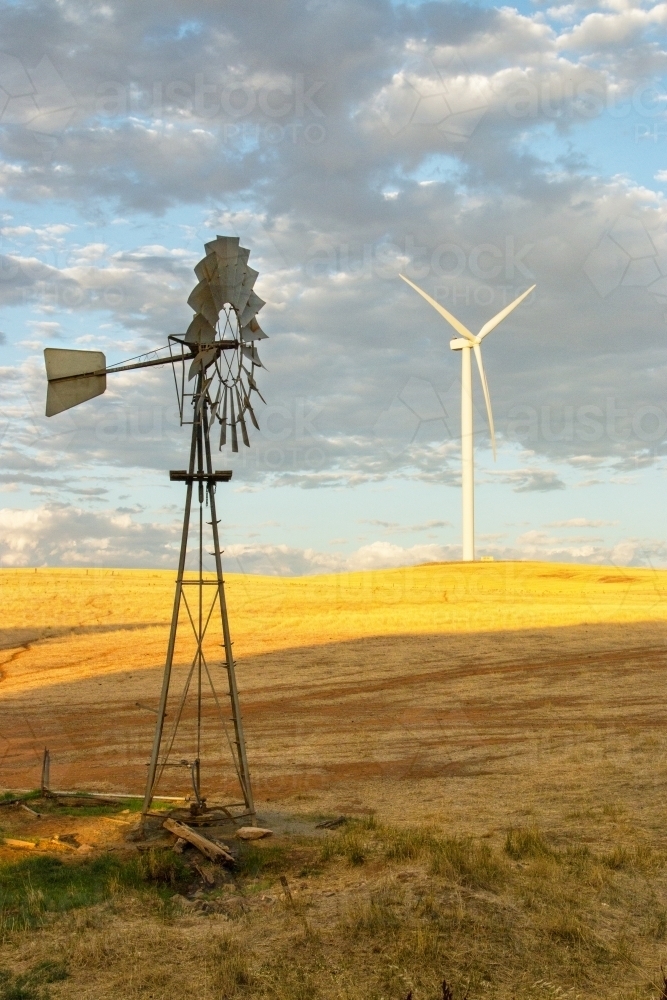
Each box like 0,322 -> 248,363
399,274 -> 475,343
476,284 -> 536,341
473,343 -> 496,461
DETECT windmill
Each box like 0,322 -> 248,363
399,274 -> 535,562
44,235 -> 268,826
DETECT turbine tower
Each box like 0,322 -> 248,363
399,275 -> 535,562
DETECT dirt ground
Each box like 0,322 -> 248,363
1,560 -> 666,840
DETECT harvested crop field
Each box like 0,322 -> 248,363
1,560 -> 666,834
2,560 -> 667,1000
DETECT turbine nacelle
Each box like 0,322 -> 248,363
449,338 -> 471,351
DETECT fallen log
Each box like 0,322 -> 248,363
163,818 -> 234,863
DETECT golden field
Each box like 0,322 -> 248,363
1,560 -> 667,825
2,560 -> 667,999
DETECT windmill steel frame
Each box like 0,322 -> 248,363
141,372 -> 255,825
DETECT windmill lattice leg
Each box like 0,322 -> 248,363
140,378 -> 254,826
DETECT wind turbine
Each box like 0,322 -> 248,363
399,275 -> 535,562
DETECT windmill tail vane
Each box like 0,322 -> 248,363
44,235 -> 267,453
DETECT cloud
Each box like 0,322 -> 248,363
490,467 -> 567,492
513,529 -> 667,565
0,503 -> 179,567
0,501 -> 663,573
547,517 -> 619,527
557,3 -> 667,50
359,518 -> 451,533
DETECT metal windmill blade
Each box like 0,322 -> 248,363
184,238 -> 268,450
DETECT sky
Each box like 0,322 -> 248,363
0,0 -> 666,574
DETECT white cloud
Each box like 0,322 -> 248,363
557,2 -> 667,48
489,467 -> 567,492
547,517 -> 619,526
0,504 -> 179,568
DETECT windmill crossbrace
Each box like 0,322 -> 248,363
168,470 -> 233,482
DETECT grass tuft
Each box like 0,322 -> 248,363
430,837 -> 507,890
505,827 -> 555,861
320,830 -> 368,866
602,843 -> 661,873
340,887 -> 403,937
211,936 -> 252,995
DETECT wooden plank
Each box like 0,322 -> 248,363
163,818 -> 234,863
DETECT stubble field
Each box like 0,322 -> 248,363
1,560 -> 667,999
1,560 -> 666,830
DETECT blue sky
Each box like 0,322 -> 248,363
0,0 -> 665,572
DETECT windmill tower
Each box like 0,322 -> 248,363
399,275 -> 535,561
44,236 -> 268,825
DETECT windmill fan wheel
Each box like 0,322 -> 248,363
186,235 -> 268,452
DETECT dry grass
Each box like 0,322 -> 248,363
1,561 -> 667,996
1,819 -> 667,999
2,562 -> 667,825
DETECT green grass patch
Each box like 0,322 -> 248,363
0,960 -> 68,1000
0,792 -> 42,806
0,792 -> 151,819
0,849 -> 190,933
235,843 -> 289,879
